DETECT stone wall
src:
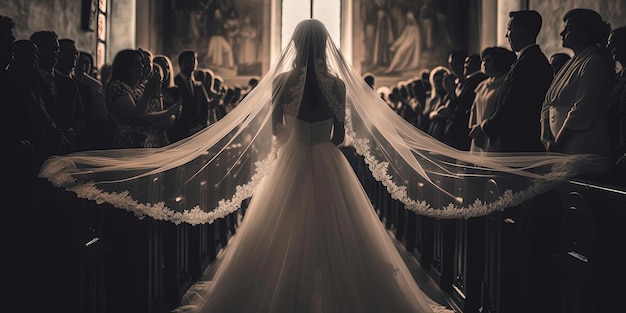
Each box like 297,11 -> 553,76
0,0 -> 97,57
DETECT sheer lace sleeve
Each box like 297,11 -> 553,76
316,61 -> 346,122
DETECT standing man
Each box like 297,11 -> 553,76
171,50 -> 209,142
476,10 -> 553,152
30,32 -> 85,153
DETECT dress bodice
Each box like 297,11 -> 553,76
287,117 -> 333,145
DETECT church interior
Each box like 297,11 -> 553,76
1,0 -> 626,312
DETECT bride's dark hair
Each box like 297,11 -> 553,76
292,19 -> 328,72
291,19 -> 333,111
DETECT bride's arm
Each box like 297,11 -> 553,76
331,78 -> 346,145
272,74 -> 286,136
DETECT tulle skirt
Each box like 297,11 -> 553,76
175,139 -> 441,313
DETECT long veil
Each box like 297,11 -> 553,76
39,19 -> 604,225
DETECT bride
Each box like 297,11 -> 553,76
175,19 -> 449,312
39,19 -> 603,312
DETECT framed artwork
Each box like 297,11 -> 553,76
352,0 -> 471,80
81,0 -> 98,32
163,0 -> 270,79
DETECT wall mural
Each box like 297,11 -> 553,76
354,0 -> 469,79
163,0 -> 268,77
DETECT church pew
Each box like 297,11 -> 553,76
451,175 -> 487,313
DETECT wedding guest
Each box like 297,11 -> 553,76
469,46 -> 517,152
397,82 -> 418,126
138,48 -> 172,146
423,66 -> 450,135
57,39 -> 100,151
171,50 -> 206,141
427,68 -> 454,141
31,32 -> 86,153
74,51 -> 112,150
240,75 -> 259,100
540,9 -> 613,170
409,78 -> 428,129
200,69 -> 223,124
549,52 -> 571,75
480,10 -> 553,152
445,53 -> 488,150
0,15 -> 15,76
153,54 -> 181,110
363,72 -> 376,89
106,49 -> 180,148
10,40 -> 68,171
607,27 -> 626,175
0,20 -> 28,310
213,74 -> 229,120
99,63 -> 112,86
247,76 -> 260,90
448,50 -> 468,86
77,50 -> 98,79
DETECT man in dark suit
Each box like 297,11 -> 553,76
476,10 -> 553,152
445,53 -> 488,150
170,50 -> 208,142
30,31 -> 85,153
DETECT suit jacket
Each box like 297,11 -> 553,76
541,46 -> 612,159
172,73 -> 209,140
35,70 -> 86,152
445,71 -> 488,150
482,45 -> 553,152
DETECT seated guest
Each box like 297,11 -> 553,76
540,9 -> 613,172
469,47 -> 517,152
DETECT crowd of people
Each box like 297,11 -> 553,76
0,14 -> 259,182
370,9 -> 626,185
0,8 -> 625,187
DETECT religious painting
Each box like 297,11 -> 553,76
353,0 -> 470,80
163,0 -> 269,78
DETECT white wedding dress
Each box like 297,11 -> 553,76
175,114 -> 449,313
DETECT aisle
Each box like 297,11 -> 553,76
177,223 -> 457,312
387,229 -> 457,312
